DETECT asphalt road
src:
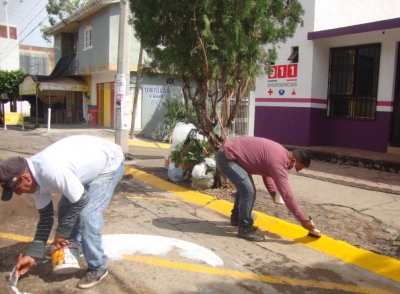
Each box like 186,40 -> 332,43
0,126 -> 399,293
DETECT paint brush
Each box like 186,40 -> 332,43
9,254 -> 22,287
308,216 -> 321,238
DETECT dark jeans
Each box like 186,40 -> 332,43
215,150 -> 256,227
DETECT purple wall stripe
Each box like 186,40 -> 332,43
377,101 -> 393,107
256,98 -> 327,104
308,17 -> 400,40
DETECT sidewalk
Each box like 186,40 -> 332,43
130,135 -> 400,195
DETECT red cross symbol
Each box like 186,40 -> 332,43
268,89 -> 273,96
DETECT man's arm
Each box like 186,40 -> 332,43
262,176 -> 278,199
26,201 -> 54,258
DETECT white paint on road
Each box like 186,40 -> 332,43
102,234 -> 223,267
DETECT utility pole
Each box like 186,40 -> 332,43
114,0 -> 131,153
129,43 -> 143,139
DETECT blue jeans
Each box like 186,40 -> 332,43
215,150 -> 256,228
58,162 -> 124,271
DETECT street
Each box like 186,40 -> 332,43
0,126 -> 399,293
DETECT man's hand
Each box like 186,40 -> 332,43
53,233 -> 70,248
300,219 -> 315,231
16,256 -> 36,276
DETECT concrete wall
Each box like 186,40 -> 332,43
78,6 -> 112,70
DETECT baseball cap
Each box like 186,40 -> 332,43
0,157 -> 28,201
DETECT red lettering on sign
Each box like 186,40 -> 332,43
277,65 -> 287,78
268,66 -> 277,79
287,64 -> 298,78
268,64 -> 298,79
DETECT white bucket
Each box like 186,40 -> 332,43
51,241 -> 80,274
274,192 -> 285,204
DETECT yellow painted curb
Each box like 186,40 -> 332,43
128,139 -> 170,149
125,166 -> 400,283
104,137 -> 170,150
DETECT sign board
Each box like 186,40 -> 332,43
19,76 -> 37,95
5,112 -> 23,125
115,74 -> 131,130
267,64 -> 298,96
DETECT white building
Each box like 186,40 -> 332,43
0,22 -> 19,70
255,0 -> 400,153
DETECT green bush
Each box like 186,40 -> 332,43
163,99 -> 197,142
170,138 -> 212,169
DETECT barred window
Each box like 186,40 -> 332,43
327,44 -> 381,120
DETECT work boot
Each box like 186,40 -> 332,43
77,269 -> 108,289
238,225 -> 265,242
230,212 -> 258,226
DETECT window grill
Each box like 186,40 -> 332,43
228,97 -> 249,139
327,43 -> 381,120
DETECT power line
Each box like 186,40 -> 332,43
0,12 -> 51,63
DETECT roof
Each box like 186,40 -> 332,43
45,0 -> 119,35
308,17 -> 400,40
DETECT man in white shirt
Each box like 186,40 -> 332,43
0,135 -> 124,289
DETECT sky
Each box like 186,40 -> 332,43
0,0 -> 53,48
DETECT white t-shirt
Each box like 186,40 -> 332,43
26,135 -> 123,209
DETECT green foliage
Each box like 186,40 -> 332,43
46,0 -> 93,26
129,0 -> 303,81
42,0 -> 93,41
170,137 -> 212,169
129,0 -> 304,154
0,69 -> 26,94
163,99 -> 197,131
0,69 -> 26,111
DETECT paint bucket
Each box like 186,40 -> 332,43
274,192 -> 285,204
51,240 -> 80,274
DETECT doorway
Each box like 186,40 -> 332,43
390,43 -> 400,147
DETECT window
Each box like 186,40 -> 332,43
327,43 -> 381,120
283,0 -> 296,9
84,26 -> 93,49
288,46 -> 298,63
0,25 -> 7,38
9,27 -> 17,39
55,35 -> 61,49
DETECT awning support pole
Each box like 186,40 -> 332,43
47,83 -> 51,132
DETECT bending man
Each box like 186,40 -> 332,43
216,136 -> 315,241
0,135 -> 124,289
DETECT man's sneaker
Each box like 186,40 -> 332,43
238,226 -> 265,242
77,269 -> 108,289
230,212 -> 258,226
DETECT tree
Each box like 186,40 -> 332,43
0,69 -> 26,112
41,0 -> 93,42
129,0 -> 304,156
